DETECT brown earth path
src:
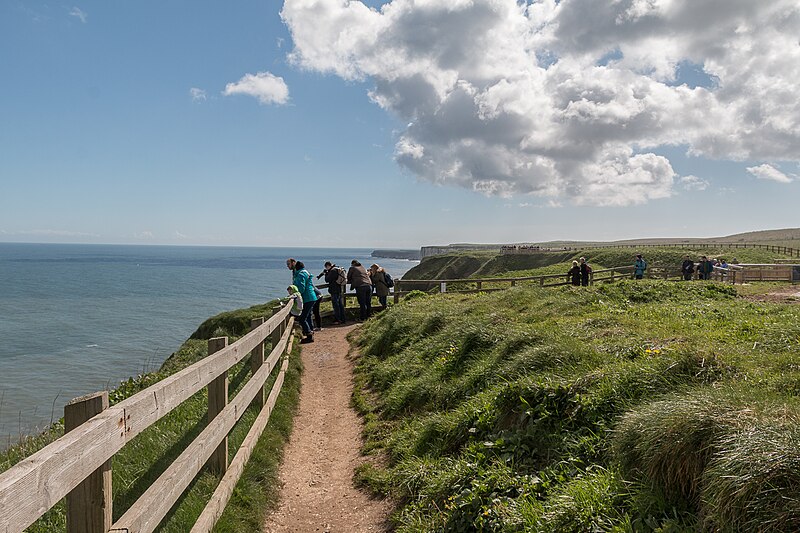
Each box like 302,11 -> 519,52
263,324 -> 392,533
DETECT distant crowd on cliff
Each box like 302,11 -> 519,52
566,254 -> 739,285
283,258 -> 394,344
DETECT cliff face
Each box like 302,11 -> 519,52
371,249 -> 421,260
402,251 -> 576,279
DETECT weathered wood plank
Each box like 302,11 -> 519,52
0,303 -> 291,532
65,392 -> 112,533
189,321 -> 294,533
207,337 -> 229,476
108,323 -> 293,533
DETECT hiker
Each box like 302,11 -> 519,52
579,257 -> 592,286
697,256 -> 714,280
286,285 -> 303,317
321,261 -> 347,324
347,259 -> 373,320
567,261 -> 581,286
369,263 -> 392,310
634,254 -> 647,279
286,258 -> 318,343
681,256 -> 695,280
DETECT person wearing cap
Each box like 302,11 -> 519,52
634,254 -> 647,279
287,259 -> 318,343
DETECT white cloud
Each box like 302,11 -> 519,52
223,71 -> 289,105
174,230 -> 188,239
69,7 -> 87,23
746,164 -> 793,183
679,175 -> 709,191
282,0 -> 800,206
190,87 -> 207,102
134,231 -> 155,239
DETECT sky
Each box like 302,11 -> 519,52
1,0 -> 798,249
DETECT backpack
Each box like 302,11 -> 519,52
335,266 -> 347,287
384,272 -> 394,288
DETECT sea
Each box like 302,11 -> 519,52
0,243 -> 418,448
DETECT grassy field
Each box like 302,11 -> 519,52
403,246 -> 794,282
352,280 -> 800,531
0,301 -> 302,532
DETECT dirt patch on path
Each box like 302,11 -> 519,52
741,285 -> 800,304
264,324 -> 392,533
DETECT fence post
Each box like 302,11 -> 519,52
65,392 -> 112,533
440,282 -> 447,293
610,269 -> 615,282
539,276 -> 544,287
250,317 -> 266,408
476,281 -> 482,290
510,280 -> 516,287
394,280 -> 401,303
207,336 -> 229,475
272,305 -> 284,349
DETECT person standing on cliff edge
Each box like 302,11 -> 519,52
347,260 -> 373,320
286,258 -> 318,343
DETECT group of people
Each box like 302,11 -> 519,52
284,258 -> 394,343
566,257 -> 594,286
681,256 -> 733,280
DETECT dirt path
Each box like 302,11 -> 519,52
263,324 -> 392,533
742,285 -> 800,304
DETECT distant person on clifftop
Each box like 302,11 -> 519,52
286,258 -> 318,343
347,260 -> 373,320
567,261 -> 581,286
369,263 -> 392,310
681,256 -> 695,280
634,254 -> 647,279
579,257 -> 592,286
697,256 -> 714,280
320,261 -> 347,324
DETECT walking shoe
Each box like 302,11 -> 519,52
300,335 -> 314,344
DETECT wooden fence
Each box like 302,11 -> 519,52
0,301 -> 296,533
393,261 -> 798,300
500,242 -> 800,258
394,265 -> 636,300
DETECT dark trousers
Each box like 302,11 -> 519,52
355,285 -> 372,320
312,299 -> 321,328
330,292 -> 346,322
377,294 -> 388,308
299,300 -> 315,335
683,272 -> 693,280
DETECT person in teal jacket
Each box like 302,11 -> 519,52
286,258 -> 318,343
634,254 -> 647,279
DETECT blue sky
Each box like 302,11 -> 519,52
1,1 -> 798,249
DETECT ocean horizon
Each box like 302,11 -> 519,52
0,242 -> 417,448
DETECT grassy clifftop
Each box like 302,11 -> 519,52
353,281 -> 800,531
403,245 -> 792,281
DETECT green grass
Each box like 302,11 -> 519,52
404,246 -> 794,282
0,300 -> 303,532
351,280 -> 800,531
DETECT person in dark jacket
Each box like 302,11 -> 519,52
321,261 -> 346,324
634,254 -> 647,279
681,256 -> 695,280
697,256 -> 714,280
567,261 -> 581,286
579,257 -> 592,286
347,260 -> 373,320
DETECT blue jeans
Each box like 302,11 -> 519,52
377,294 -> 388,308
330,292 -> 346,322
299,300 -> 316,335
355,285 -> 372,320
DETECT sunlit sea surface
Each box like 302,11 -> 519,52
0,243 -> 417,447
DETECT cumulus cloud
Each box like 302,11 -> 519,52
747,164 -> 793,183
223,71 -> 289,105
679,175 -> 709,191
69,7 -> 87,23
281,0 -> 800,206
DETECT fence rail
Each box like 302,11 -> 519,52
0,301 -> 296,533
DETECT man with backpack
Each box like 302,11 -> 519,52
321,261 -> 347,324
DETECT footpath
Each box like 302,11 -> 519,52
263,324 -> 392,533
